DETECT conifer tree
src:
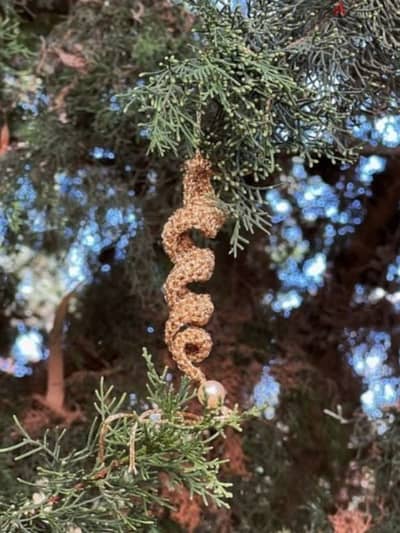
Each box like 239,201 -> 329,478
0,1 -> 399,531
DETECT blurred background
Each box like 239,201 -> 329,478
1,1 -> 400,531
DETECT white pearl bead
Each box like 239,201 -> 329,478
197,380 -> 226,408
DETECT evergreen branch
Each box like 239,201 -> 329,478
0,349 -> 263,532
123,0 -> 399,252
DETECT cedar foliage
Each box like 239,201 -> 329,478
0,1 -> 400,532
0,350 -> 254,532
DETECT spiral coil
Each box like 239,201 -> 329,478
162,153 -> 226,383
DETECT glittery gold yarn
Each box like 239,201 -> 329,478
162,153 -> 226,383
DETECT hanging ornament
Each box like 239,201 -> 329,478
333,1 -> 346,17
97,155 -> 232,477
162,152 -> 227,407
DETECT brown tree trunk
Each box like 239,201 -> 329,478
45,289 -> 76,412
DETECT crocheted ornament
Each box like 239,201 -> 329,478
162,153 -> 226,386
97,156 -> 230,476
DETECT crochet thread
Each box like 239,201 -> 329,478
162,153 -> 226,383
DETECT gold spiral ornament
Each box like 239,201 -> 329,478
162,153 -> 226,385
